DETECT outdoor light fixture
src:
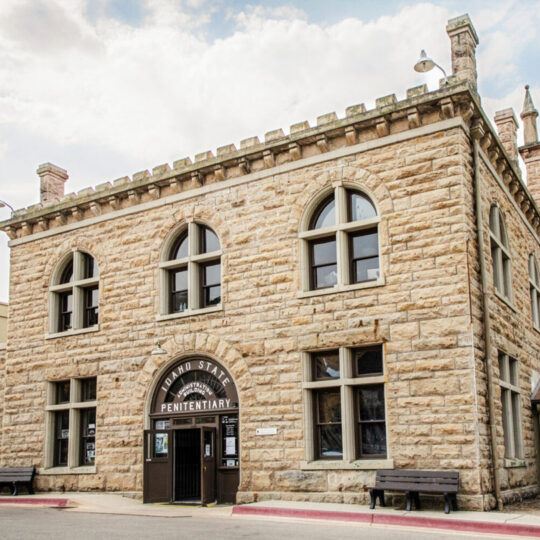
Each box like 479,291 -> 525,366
151,343 -> 167,355
414,50 -> 448,85
0,200 -> 14,213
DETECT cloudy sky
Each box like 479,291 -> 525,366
0,0 -> 539,302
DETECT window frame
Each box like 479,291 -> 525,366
45,377 -> 98,471
498,352 -> 523,462
49,250 -> 99,337
299,185 -> 382,295
529,255 -> 540,330
489,206 -> 513,302
159,222 -> 222,319
302,346 -> 388,464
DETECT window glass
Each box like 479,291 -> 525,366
311,238 -> 337,289
83,254 -> 97,279
357,385 -> 386,456
56,381 -> 71,404
81,378 -> 97,401
317,390 -> 342,458
202,262 -> 221,306
54,410 -> 69,466
80,408 -> 96,465
170,268 -> 188,313
313,351 -> 340,379
355,347 -> 383,376
171,233 -> 188,260
59,292 -> 73,332
201,227 -> 220,253
60,260 -> 73,284
84,287 -> 98,327
311,197 -> 335,229
349,191 -> 377,221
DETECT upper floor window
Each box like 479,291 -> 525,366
530,255 -> 540,329
489,206 -> 512,301
159,223 -> 221,317
300,186 -> 380,292
50,251 -> 99,335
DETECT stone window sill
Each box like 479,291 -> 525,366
39,466 -> 97,475
300,458 -> 393,470
494,290 -> 517,313
157,304 -> 222,322
298,278 -> 385,299
45,325 -> 100,340
504,458 -> 526,468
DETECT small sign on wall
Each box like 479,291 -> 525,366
256,427 -> 277,436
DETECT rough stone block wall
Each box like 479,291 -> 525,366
464,154 -> 540,508
0,125 -> 498,508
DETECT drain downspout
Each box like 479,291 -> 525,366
471,120 -> 503,511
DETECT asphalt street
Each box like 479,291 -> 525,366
0,506 -> 504,539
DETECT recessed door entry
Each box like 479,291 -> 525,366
145,357 -> 240,504
174,427 -> 216,504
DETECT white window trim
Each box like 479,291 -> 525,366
498,352 -> 523,462
299,185 -> 382,293
159,222 -> 222,316
44,378 -> 97,472
529,255 -> 540,331
302,347 -> 389,467
49,250 -> 99,335
489,206 -> 513,302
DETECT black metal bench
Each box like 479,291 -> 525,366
369,470 -> 459,514
0,467 -> 36,496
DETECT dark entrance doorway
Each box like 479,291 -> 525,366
144,425 -> 217,505
174,429 -> 200,502
145,357 -> 240,504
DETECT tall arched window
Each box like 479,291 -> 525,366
489,205 -> 512,300
160,223 -> 222,316
529,255 -> 540,328
300,186 -> 381,292
50,251 -> 99,335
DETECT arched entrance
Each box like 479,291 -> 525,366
143,356 -> 239,504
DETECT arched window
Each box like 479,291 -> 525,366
160,223 -> 221,316
489,206 -> 512,300
300,186 -> 380,292
50,251 -> 99,335
529,255 -> 540,328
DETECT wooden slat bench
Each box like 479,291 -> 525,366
369,470 -> 459,514
0,467 -> 36,496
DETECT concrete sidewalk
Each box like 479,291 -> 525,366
2,493 -> 540,537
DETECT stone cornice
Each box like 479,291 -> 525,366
1,79 -> 539,240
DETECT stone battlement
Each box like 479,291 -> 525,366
1,78 -> 539,242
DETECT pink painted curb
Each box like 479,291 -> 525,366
232,505 -> 540,538
0,497 -> 68,507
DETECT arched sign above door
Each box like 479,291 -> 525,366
151,357 -> 239,415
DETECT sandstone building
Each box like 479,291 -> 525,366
1,14 -> 539,510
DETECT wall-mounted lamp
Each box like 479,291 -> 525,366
414,50 -> 448,85
151,343 -> 167,355
0,200 -> 14,213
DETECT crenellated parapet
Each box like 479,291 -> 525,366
1,79 -> 539,241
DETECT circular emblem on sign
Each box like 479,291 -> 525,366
177,382 -> 216,401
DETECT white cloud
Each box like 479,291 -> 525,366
0,0 -> 537,302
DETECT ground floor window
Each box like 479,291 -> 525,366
498,352 -> 523,460
46,377 -> 97,469
303,346 -> 387,462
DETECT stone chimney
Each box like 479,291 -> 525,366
37,163 -> 68,205
519,86 -> 540,204
446,14 -> 479,91
494,108 -> 519,166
